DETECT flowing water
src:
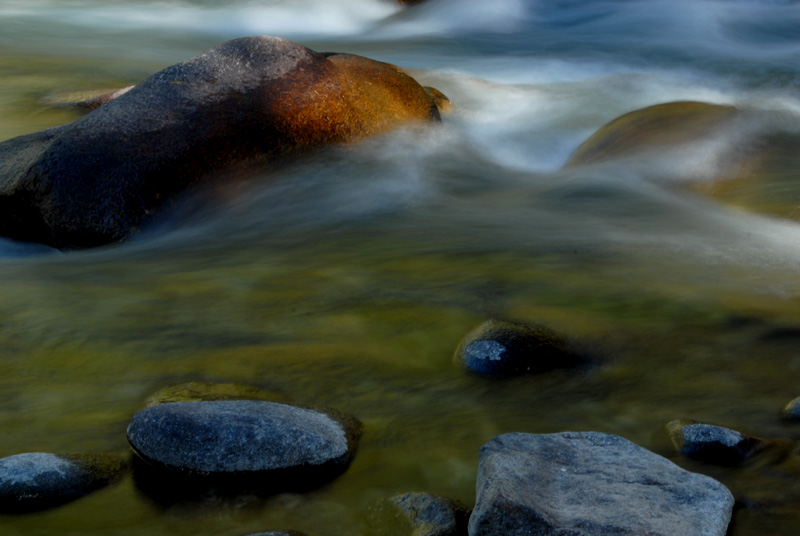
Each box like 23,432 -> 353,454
2,0 -> 800,534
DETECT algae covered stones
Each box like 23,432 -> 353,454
0,35 -> 449,249
0,452 -> 128,513
127,400 -> 362,486
454,319 -> 584,378
470,432 -> 734,536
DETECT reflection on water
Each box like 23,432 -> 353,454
2,0 -> 800,535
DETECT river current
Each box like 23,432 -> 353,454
2,1 -> 800,534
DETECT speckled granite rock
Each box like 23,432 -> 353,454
127,400 -> 362,480
469,432 -> 734,536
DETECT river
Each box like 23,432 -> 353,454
2,0 -> 800,534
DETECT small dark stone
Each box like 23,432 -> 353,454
454,319 -> 583,378
470,432 -> 734,536
0,452 -> 129,513
127,400 -> 362,485
389,492 -> 470,536
666,419 -> 762,465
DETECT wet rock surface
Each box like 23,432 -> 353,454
127,400 -> 362,480
454,319 -> 584,378
666,419 -> 762,465
469,432 -> 734,536
0,35 -> 448,249
0,452 -> 129,513
388,492 -> 470,536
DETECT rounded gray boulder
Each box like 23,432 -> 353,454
127,400 -> 362,479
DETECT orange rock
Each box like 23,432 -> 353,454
0,36 -> 450,248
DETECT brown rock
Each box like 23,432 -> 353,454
0,36 -> 449,249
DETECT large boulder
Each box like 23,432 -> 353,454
0,452 -> 128,513
469,432 -> 734,536
0,36 -> 449,249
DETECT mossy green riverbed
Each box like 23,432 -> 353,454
4,3 -> 800,533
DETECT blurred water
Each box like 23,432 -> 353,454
2,1 -> 800,535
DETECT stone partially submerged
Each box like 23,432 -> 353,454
0,452 -> 128,513
127,400 -> 362,486
0,36 -> 449,249
470,432 -> 734,536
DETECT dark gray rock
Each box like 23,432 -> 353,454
666,419 -> 761,465
0,452 -> 128,513
389,492 -> 470,536
454,319 -> 583,378
127,400 -> 362,480
469,432 -> 734,536
0,36 -> 446,249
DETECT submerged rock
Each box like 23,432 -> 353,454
470,432 -> 734,536
127,400 -> 362,485
666,419 -> 763,465
389,492 -> 470,536
0,452 -> 128,513
241,532 -> 309,536
144,381 -> 290,407
564,101 -> 741,167
454,319 -> 583,378
0,35 -> 449,249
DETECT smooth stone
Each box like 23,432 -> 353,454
0,35 -> 449,249
0,452 -> 128,513
563,101 -> 740,167
144,381 -> 290,407
666,419 -> 762,465
454,319 -> 583,378
469,432 -> 734,536
389,492 -> 470,536
127,400 -> 362,478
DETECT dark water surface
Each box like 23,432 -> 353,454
2,1 -> 800,534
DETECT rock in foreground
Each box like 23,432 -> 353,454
454,319 -> 584,378
0,452 -> 128,513
127,400 -> 362,484
470,432 -> 734,536
0,35 -> 448,249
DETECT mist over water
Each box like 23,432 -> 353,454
2,1 -> 800,535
